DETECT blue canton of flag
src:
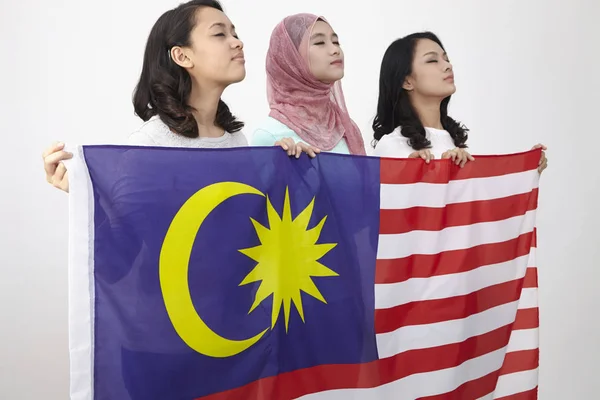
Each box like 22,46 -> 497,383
78,146 -> 381,399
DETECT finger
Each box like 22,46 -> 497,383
460,154 -> 468,168
54,162 -> 68,183
538,152 -> 546,166
420,151 -> 428,163
44,150 -> 72,164
275,140 -> 288,151
44,151 -> 72,175
423,151 -> 431,164
426,150 -> 434,163
42,142 -> 65,158
285,139 -> 295,156
467,153 -> 475,161
532,143 -> 548,150
295,144 -> 303,158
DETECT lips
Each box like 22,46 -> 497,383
232,53 -> 245,62
444,74 -> 454,81
330,60 -> 343,65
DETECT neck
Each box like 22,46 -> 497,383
188,81 -> 226,138
410,94 -> 444,130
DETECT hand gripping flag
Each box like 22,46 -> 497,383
66,146 -> 541,399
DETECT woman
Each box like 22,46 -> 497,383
42,0 -> 308,193
251,13 -> 366,157
372,31 -> 547,172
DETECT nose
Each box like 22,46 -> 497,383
443,59 -> 452,71
232,37 -> 243,50
330,43 -> 340,56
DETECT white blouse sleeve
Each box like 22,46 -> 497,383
373,133 -> 414,158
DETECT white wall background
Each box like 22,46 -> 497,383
1,0 -> 598,398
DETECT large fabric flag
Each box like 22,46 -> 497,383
66,146 -> 541,400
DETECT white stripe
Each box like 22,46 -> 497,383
375,254 -> 529,309
493,369 -> 538,398
380,169 -> 539,210
528,247 -> 537,267
299,347 -> 507,400
64,145 -> 95,400
376,301 -> 519,359
506,328 -> 539,353
518,288 -> 538,309
377,211 -> 536,259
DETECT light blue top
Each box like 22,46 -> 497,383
251,116 -> 350,154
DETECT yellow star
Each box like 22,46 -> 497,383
239,187 -> 338,332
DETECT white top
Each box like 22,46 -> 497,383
126,116 -> 248,148
373,127 -> 456,158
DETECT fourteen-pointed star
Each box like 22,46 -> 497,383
238,187 -> 338,332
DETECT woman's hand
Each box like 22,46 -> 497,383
441,147 -> 475,168
532,143 -> 548,173
43,142 -> 72,193
275,138 -> 321,158
408,149 -> 435,164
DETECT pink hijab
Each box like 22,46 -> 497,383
266,14 -> 366,155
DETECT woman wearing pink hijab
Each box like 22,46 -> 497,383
251,13 -> 366,157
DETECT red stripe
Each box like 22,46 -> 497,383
199,325 -> 514,400
496,388 -> 538,400
375,278 -> 523,334
380,189 -> 538,234
531,228 -> 537,247
522,268 -> 538,289
499,349 -> 539,376
376,233 -> 535,284
513,308 -> 539,330
417,370 -> 499,400
380,149 -> 541,184
419,351 -> 538,400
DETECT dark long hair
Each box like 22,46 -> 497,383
372,32 -> 467,150
133,0 -> 243,137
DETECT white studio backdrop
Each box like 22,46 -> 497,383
1,0 -> 598,398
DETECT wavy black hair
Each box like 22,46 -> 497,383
133,0 -> 243,137
372,32 -> 467,150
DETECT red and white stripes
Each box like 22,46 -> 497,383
366,151 -> 540,400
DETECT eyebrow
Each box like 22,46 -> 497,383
423,51 -> 447,57
209,22 -> 235,30
310,32 -> 338,40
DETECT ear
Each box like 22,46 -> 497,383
170,46 -> 194,69
402,76 -> 414,91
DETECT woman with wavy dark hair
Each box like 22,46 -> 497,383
43,0 -> 289,193
372,32 -> 547,172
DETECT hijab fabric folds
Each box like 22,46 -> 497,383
266,13 -> 366,155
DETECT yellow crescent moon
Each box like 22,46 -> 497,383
159,182 -> 269,358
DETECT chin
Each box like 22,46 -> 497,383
227,69 -> 246,84
320,71 -> 344,84
445,83 -> 457,96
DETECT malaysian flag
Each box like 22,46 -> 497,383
66,145 -> 540,399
